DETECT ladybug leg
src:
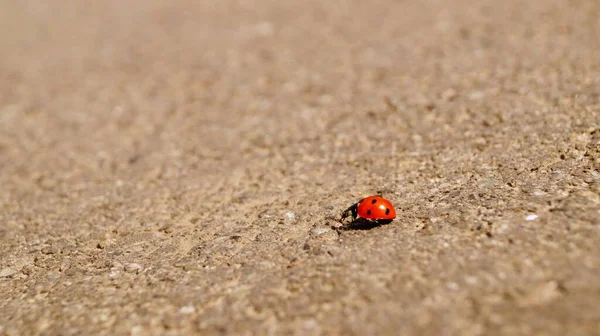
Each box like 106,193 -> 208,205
340,203 -> 358,223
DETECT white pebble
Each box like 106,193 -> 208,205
310,226 -> 331,237
285,211 -> 296,223
124,263 -> 143,273
180,306 -> 196,314
0,268 -> 16,277
525,214 -> 539,221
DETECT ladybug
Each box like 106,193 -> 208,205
340,195 -> 396,224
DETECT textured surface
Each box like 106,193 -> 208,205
1,0 -> 599,335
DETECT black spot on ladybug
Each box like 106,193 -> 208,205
367,209 -> 372,215
371,199 -> 377,204
385,208 -> 390,215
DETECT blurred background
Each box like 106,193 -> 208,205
1,0 -> 599,334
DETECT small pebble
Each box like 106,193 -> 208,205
285,211 -> 296,223
124,263 -> 143,273
310,226 -> 331,237
525,214 -> 538,221
0,268 -> 17,278
478,178 -> 499,188
179,306 -> 196,314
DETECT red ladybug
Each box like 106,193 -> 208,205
340,195 -> 396,224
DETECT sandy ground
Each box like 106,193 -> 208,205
1,0 -> 599,335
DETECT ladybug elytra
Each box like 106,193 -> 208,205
340,195 -> 396,224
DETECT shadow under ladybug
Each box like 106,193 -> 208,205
337,217 -> 393,231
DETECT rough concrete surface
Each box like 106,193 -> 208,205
1,0 -> 599,335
